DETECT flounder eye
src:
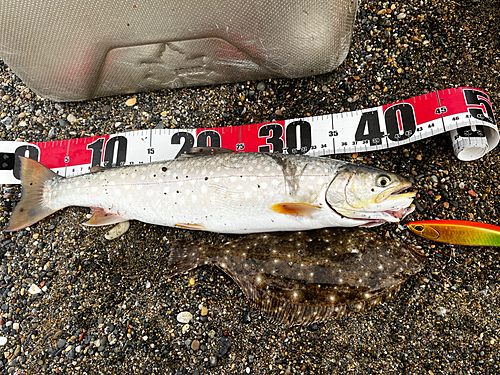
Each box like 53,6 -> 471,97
376,175 -> 391,187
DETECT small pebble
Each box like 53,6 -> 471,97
191,339 -> 200,351
67,114 -> 77,123
104,221 -> 130,240
28,284 -> 42,295
0,116 -> 12,125
200,306 -> 208,316
176,311 -> 193,324
0,337 -> 7,346
125,97 -> 137,106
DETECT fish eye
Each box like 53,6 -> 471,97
414,225 -> 424,231
376,175 -> 391,187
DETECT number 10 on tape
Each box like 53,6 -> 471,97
0,87 -> 497,184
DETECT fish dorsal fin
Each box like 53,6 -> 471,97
83,208 -> 129,226
270,203 -> 322,218
178,147 -> 234,158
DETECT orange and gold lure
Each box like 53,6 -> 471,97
407,220 -> 500,246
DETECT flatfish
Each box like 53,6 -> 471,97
166,228 -> 424,325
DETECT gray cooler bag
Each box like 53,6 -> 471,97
0,0 -> 358,102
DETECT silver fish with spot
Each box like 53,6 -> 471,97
166,228 -> 425,325
5,149 -> 415,233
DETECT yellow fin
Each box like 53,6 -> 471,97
175,223 -> 208,231
83,208 -> 129,226
270,203 -> 322,218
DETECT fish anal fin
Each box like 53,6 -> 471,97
178,147 -> 234,158
83,208 -> 129,226
270,203 -> 322,218
166,240 -> 201,278
175,223 -> 207,231
5,157 -> 63,232
229,273 -> 398,326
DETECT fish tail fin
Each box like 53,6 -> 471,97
166,240 -> 202,278
5,157 -> 62,232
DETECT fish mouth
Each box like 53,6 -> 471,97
333,188 -> 416,226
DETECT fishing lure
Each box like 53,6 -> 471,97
406,220 -> 500,246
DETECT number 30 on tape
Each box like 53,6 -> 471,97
0,87 -> 497,184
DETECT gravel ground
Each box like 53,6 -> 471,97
1,0 -> 500,374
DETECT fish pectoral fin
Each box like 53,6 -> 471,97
83,208 -> 129,226
178,146 -> 234,158
270,203 -> 322,218
175,223 -> 208,231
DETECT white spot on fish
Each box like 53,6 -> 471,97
135,185 -> 143,191
191,195 -> 198,203
131,172 -> 137,178
271,179 -> 279,186
201,185 -> 208,194
91,186 -> 98,192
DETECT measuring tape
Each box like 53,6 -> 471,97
0,87 -> 497,184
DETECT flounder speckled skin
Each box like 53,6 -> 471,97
166,228 -> 424,326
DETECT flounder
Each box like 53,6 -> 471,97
167,228 -> 424,325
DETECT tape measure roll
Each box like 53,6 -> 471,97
0,87 -> 497,185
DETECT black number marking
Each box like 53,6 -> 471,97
355,111 -> 384,146
103,136 -> 127,167
0,153 -> 15,171
258,124 -> 284,153
87,138 -> 105,168
236,143 -> 245,150
197,130 -> 221,148
285,120 -> 311,154
147,148 -> 155,155
457,125 -> 486,138
171,132 -> 195,158
435,106 -> 447,114
329,130 -> 338,137
464,89 -> 495,124
13,145 -> 40,179
384,103 -> 416,142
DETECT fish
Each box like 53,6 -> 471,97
407,220 -> 500,247
166,228 -> 425,326
5,149 -> 415,233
